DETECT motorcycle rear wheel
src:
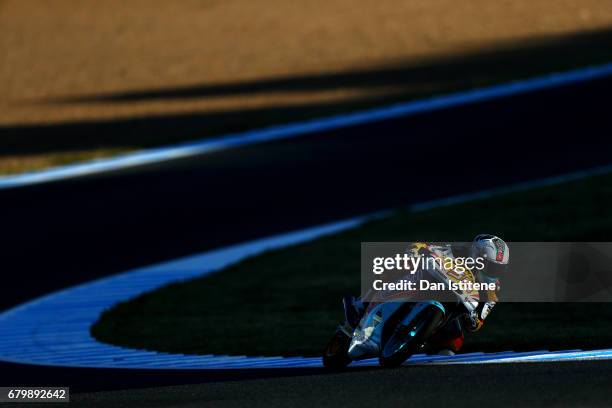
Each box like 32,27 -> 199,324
379,305 -> 444,368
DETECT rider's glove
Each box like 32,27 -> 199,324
463,311 -> 484,333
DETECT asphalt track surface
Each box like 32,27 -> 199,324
2,75 -> 612,400
74,362 -> 612,407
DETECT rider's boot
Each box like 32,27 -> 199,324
427,317 -> 464,355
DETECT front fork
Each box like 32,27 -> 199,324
342,296 -> 366,329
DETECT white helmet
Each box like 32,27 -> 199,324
470,234 -> 509,278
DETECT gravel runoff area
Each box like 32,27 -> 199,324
2,0 -> 612,173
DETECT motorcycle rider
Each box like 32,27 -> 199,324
343,234 -> 509,355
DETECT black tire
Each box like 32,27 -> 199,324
379,305 -> 444,368
322,328 -> 352,370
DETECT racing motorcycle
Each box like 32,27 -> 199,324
323,245 -> 478,368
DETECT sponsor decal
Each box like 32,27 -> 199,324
373,310 -> 383,325
493,239 -> 505,262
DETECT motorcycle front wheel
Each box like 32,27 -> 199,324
322,328 -> 352,370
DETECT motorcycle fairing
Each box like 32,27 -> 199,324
347,301 -> 446,360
